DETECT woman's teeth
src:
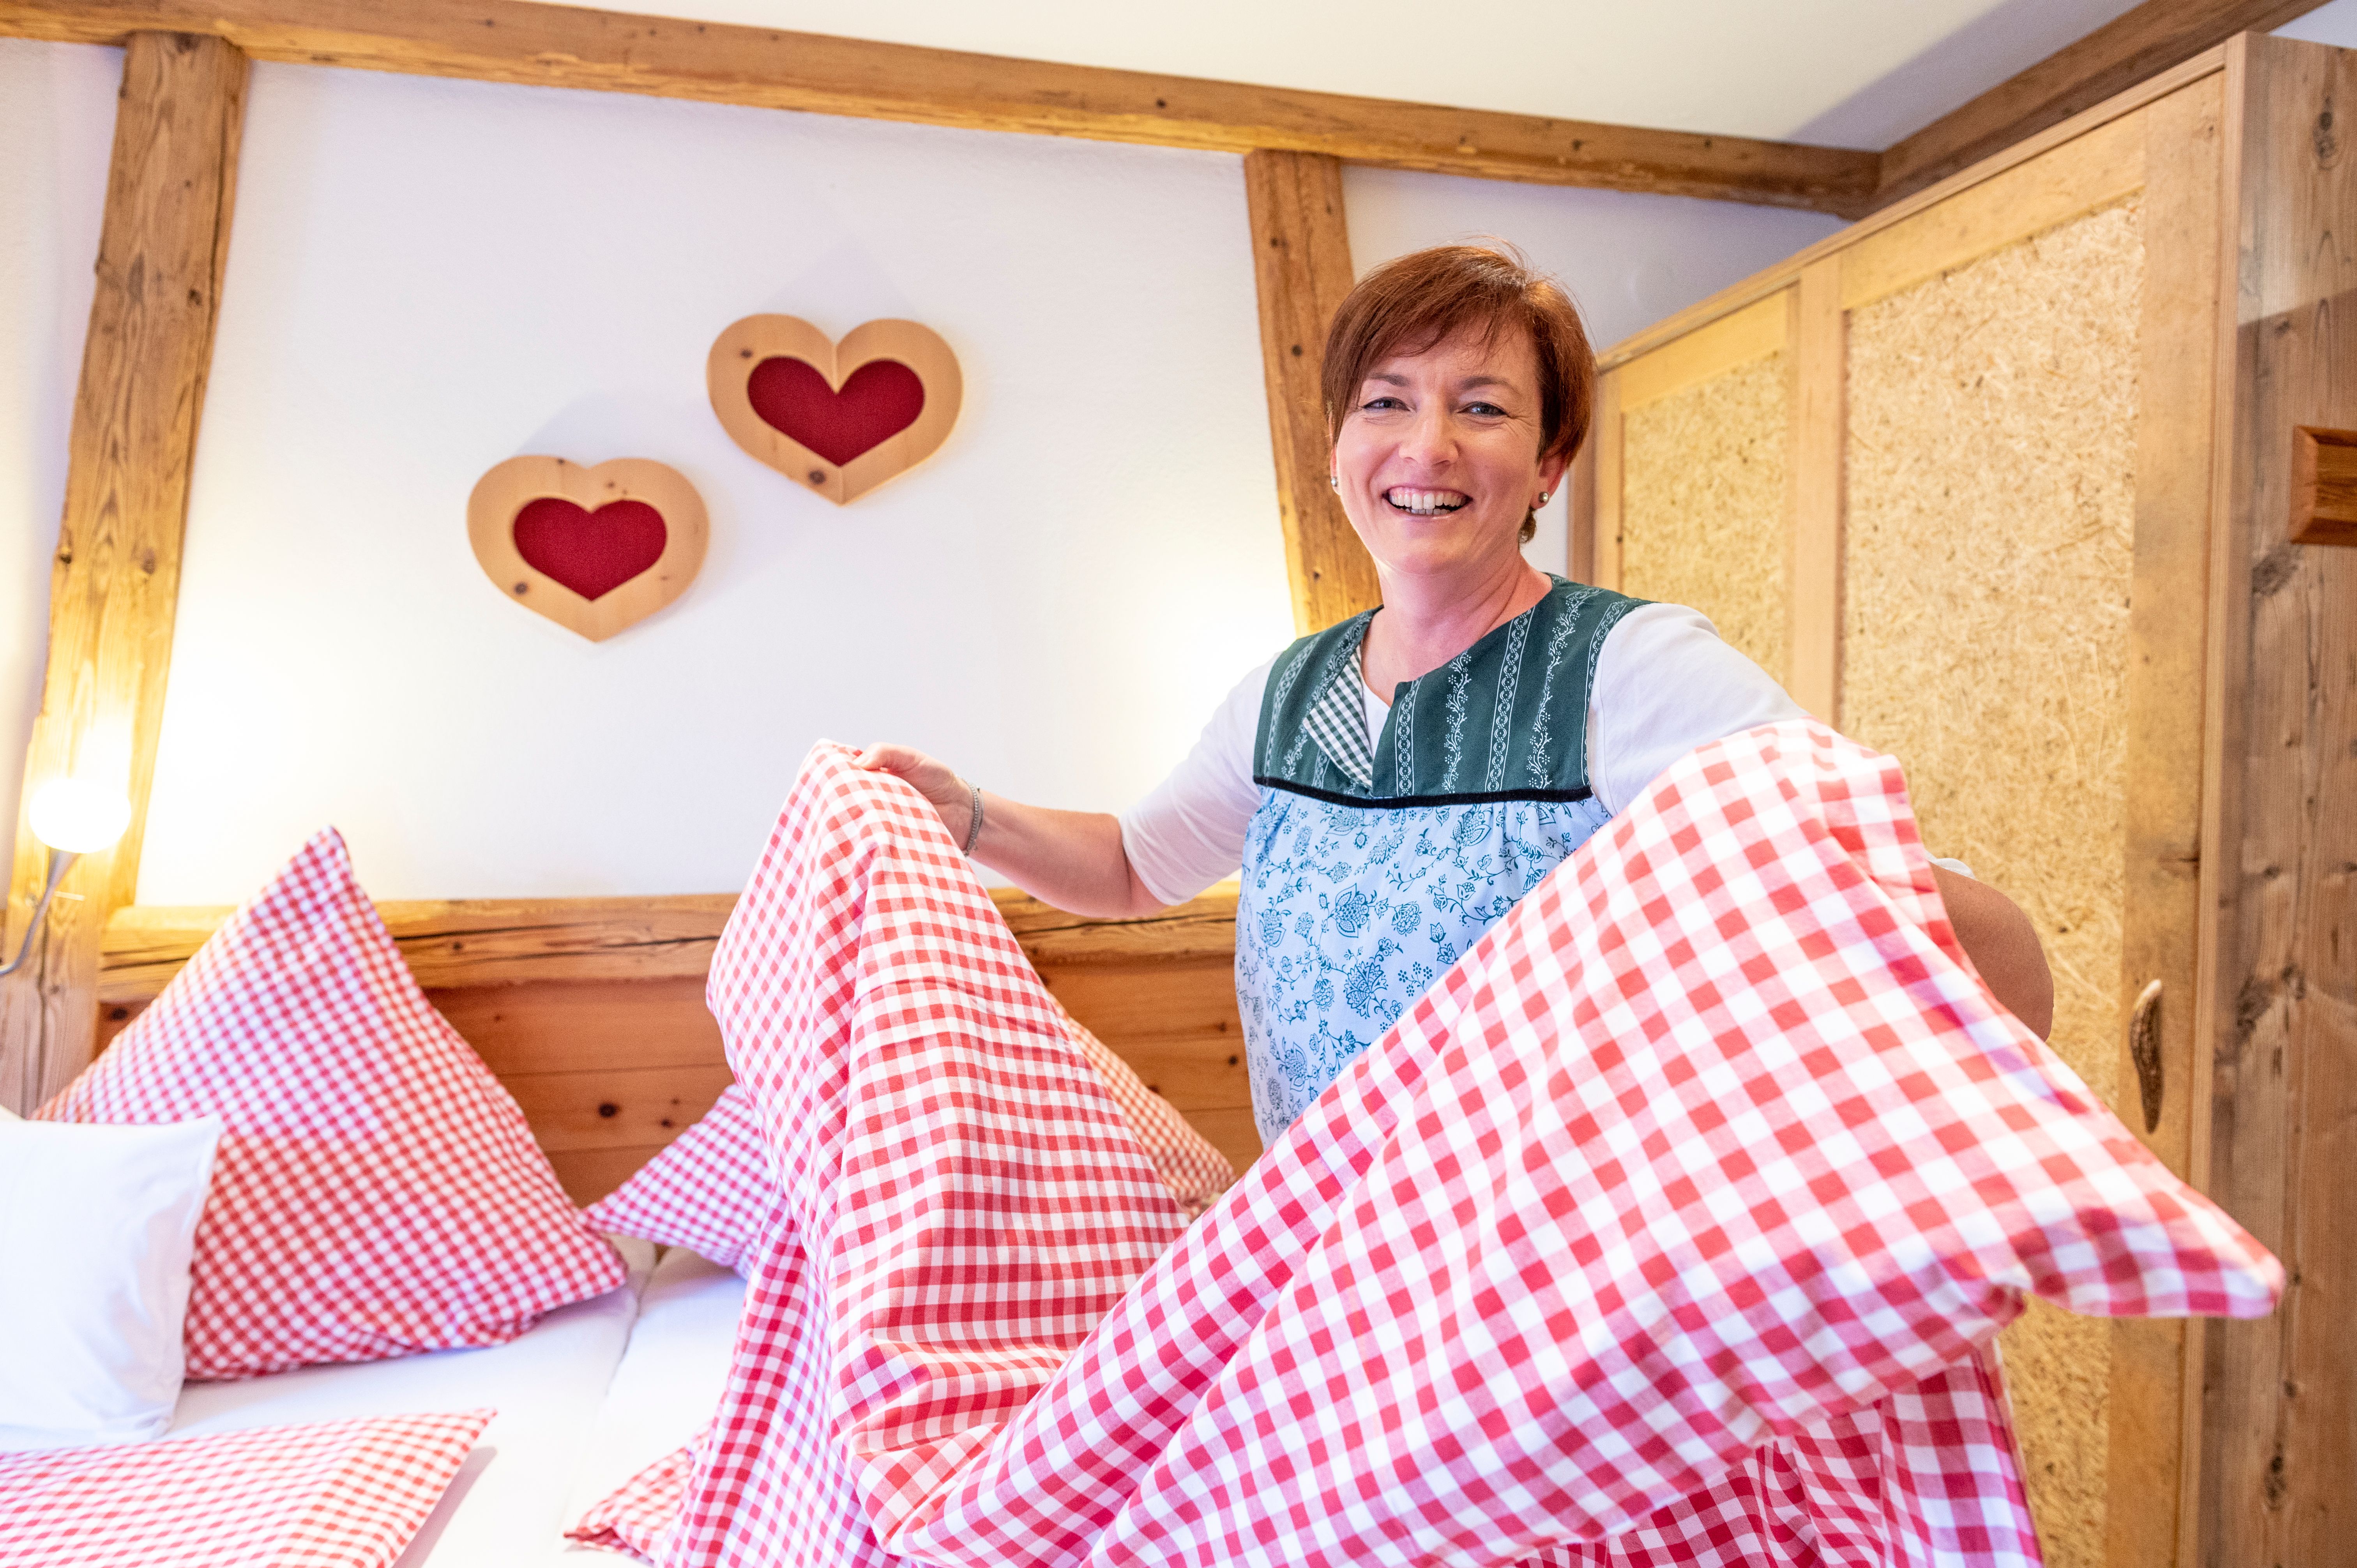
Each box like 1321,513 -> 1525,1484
1385,488 -> 1468,516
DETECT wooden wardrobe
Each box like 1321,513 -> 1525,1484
1575,32 -> 2354,1568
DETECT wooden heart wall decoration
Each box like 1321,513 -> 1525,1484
468,456 -> 708,641
707,316 -> 962,504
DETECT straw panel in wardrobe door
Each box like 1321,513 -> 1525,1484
1609,294 -> 1793,687
1843,192 -> 2146,1568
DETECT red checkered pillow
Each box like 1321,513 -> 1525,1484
581,1085 -> 775,1271
0,1408 -> 492,1567
583,980 -> 1230,1273
38,830 -> 625,1381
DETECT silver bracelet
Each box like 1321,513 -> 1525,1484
961,780 -> 984,855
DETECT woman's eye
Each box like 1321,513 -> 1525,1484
1360,396 -> 1408,412
1463,401 -> 1507,417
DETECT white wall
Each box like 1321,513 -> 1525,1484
2275,0 -> 2357,46
0,39 -> 117,864
135,64 -> 1289,902
5,48 -> 1845,906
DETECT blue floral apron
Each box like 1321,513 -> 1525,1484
1236,577 -> 1643,1142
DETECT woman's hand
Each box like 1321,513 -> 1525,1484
850,743 -> 1163,920
853,743 -> 971,844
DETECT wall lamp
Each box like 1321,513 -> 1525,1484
0,780 -> 132,978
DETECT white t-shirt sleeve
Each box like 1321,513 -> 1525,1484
1588,602 -> 1808,815
1119,658 -> 1272,908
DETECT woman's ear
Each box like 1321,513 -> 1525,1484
1537,445 -> 1573,494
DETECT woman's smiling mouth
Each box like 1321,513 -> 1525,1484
1385,487 -> 1470,516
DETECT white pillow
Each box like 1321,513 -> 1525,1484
0,1115 -> 223,1451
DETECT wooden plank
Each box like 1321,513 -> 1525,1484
0,32 -> 247,1113
1597,48 -> 2227,373
1590,374 -> 1624,592
1566,425 -> 1597,586
499,1061 -> 734,1153
429,976 -> 723,1078
1786,259 -> 1844,724
1841,107 -> 2148,312
0,0 -> 1879,213
2287,425 -> 2357,545
995,882 -> 1238,967
1873,0 -> 2329,210
548,1144 -> 669,1207
1243,150 -> 1377,635
1037,957 -> 1244,1111
97,892 -> 739,998
1615,292 -> 1787,412
2106,70 -> 2224,1568
2196,33 -> 2357,1566
96,883 -> 1240,1000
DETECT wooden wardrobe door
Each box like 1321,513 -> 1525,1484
2107,71 -> 2224,1568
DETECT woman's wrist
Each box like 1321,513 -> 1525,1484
957,779 -> 984,855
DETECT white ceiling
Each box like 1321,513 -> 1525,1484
582,0 -> 2165,148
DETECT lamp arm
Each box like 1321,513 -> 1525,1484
0,849 -> 80,979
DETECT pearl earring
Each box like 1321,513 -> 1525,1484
1330,473 -> 1339,489
1536,491 -> 1551,507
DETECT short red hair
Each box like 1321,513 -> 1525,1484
1321,245 -> 1595,540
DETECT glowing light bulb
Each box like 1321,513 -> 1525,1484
27,779 -> 131,855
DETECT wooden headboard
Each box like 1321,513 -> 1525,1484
95,884 -> 1253,1202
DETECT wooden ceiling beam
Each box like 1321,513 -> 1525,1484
0,0 -> 1879,215
1874,0 -> 2332,208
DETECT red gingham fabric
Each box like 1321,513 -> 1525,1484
568,1432 -> 705,1562
661,729 -> 2279,1568
38,829 -> 626,1381
0,1408 -> 491,1567
584,1028 -> 1230,1271
583,1085 -> 778,1271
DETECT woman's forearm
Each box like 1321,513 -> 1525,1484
968,793 -> 1166,920
1929,865 -> 2055,1039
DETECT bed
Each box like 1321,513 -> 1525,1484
146,1238 -> 743,1568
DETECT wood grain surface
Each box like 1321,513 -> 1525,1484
0,0 -> 1878,212
1874,0 -> 2328,208
1243,149 -> 1379,634
2105,70 -> 2223,1568
97,883 -> 1239,1000
2196,34 -> 2357,1567
0,32 -> 247,1113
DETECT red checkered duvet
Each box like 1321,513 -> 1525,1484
569,1432 -> 703,1562
0,1409 -> 490,1567
643,727 -> 2276,1568
583,1008 -> 1229,1272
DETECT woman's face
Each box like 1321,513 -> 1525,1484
1331,323 -> 1567,586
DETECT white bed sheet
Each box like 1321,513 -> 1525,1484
562,1246 -> 746,1538
168,1236 -> 656,1567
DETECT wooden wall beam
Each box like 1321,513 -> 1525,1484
94,884 -> 1241,1002
0,0 -> 1878,214
1242,150 -> 1380,634
2197,34 -> 2357,1565
0,31 -> 246,1112
1874,0 -> 2328,209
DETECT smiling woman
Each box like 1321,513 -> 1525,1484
858,242 -> 2052,1144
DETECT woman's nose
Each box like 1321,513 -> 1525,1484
1396,406 -> 1455,467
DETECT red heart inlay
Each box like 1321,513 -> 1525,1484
511,498 -> 668,601
746,358 -> 926,468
